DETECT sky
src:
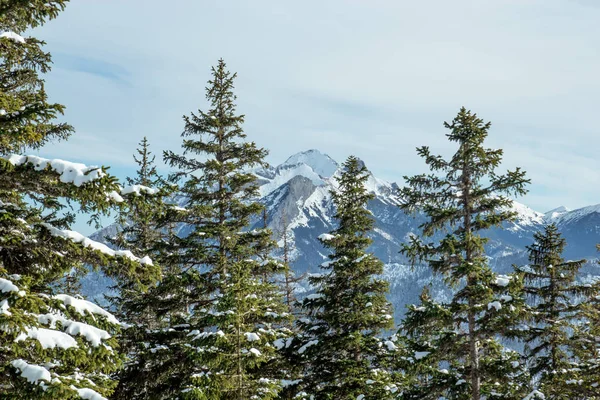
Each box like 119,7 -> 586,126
31,0 -> 600,233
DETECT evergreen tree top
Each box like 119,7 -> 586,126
330,155 -> 375,241
520,223 -> 587,284
165,58 -> 267,194
399,107 -> 530,278
0,0 -> 73,154
293,156 -> 397,399
127,136 -> 160,187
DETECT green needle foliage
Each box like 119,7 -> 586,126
291,156 -> 397,400
517,224 -> 600,399
116,59 -> 290,400
0,2 -> 156,398
398,107 -> 530,400
108,136 -> 165,319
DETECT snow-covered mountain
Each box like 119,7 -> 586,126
86,149 -> 600,319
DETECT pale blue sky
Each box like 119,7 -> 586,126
31,0 -> 600,233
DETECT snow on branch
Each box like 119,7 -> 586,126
7,155 -> 107,187
0,31 -> 25,44
0,277 -> 19,293
15,327 -> 78,350
318,233 -> 336,241
495,275 -> 511,287
40,223 -> 153,266
38,312 -> 112,347
121,184 -> 159,196
53,294 -> 119,325
10,359 -> 51,384
71,387 -> 108,400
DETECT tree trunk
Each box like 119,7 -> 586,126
463,152 -> 480,400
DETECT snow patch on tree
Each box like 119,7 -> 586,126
7,155 -> 107,187
10,359 -> 51,384
42,224 -> 153,265
0,31 -> 26,43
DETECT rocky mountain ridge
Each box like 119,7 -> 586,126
86,149 -> 600,318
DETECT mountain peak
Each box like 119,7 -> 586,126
546,205 -> 570,214
545,205 -> 571,220
282,149 -> 339,178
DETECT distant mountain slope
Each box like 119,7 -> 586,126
86,149 -> 600,319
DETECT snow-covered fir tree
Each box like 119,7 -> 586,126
398,108 -> 531,400
516,224 -> 600,399
289,156 -> 398,399
0,2 -> 155,399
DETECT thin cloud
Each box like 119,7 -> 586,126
31,0 -> 600,215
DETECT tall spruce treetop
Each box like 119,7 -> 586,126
0,2 -> 156,399
399,108 -> 530,400
111,136 -> 165,266
160,59 -> 289,399
517,224 -> 598,399
292,156 -> 397,399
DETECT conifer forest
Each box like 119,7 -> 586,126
0,1 -> 599,399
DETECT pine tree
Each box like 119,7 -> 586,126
517,224 -> 599,399
290,156 -> 398,399
0,2 -> 156,398
140,59 -> 290,399
398,107 -> 530,400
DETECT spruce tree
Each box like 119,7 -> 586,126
107,138 -> 173,400
108,136 -> 165,321
574,248 -> 600,398
0,2 -> 156,398
147,59 -> 290,399
291,156 -> 397,399
517,224 -> 599,399
396,284 -> 529,400
399,107 -> 530,400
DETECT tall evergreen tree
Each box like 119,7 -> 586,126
517,224 -> 599,399
109,136 -> 165,320
130,59 -> 290,400
398,107 -> 530,400
107,138 -> 174,400
573,245 -> 600,397
290,156 -> 397,399
395,283 -> 529,400
0,2 -> 156,398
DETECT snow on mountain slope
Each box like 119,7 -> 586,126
506,200 -> 545,232
282,149 -> 338,178
258,163 -> 326,197
545,205 -> 570,220
256,150 -> 339,197
551,203 -> 600,225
